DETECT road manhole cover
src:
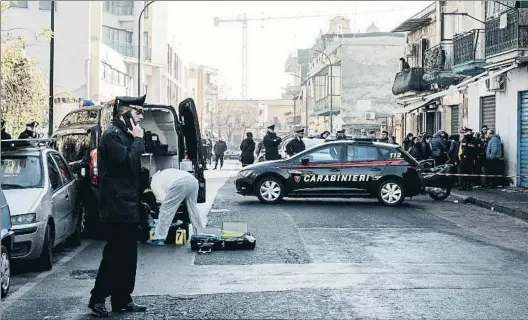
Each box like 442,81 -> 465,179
70,269 -> 98,280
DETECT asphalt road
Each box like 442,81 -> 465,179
3,163 -> 528,319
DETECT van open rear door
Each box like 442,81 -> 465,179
178,98 -> 206,203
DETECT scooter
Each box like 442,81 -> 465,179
419,160 -> 455,201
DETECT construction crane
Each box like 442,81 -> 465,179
213,9 -> 413,99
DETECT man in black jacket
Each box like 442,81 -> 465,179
89,96 -> 147,317
214,137 -> 227,169
240,132 -> 256,167
18,121 -> 39,139
1,119 -> 11,140
285,128 -> 306,157
336,129 -> 346,140
263,124 -> 282,160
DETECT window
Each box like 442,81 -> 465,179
100,62 -> 130,87
1,156 -> 43,189
39,1 -> 56,10
103,1 -> 133,15
301,145 -> 342,163
47,154 -> 62,191
9,1 -> 28,8
52,153 -> 73,184
346,145 -> 379,162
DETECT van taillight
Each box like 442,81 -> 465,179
89,149 -> 98,185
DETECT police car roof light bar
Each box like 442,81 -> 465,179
1,138 -> 56,150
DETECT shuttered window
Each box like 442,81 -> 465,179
451,105 -> 459,135
480,96 -> 496,130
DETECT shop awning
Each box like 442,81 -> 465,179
393,98 -> 438,114
391,17 -> 432,32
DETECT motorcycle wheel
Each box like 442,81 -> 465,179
428,187 -> 451,201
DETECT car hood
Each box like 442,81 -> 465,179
241,159 -> 287,170
3,188 -> 44,216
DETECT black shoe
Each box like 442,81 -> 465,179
88,303 -> 109,318
112,302 -> 147,313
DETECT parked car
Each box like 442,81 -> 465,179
1,139 -> 82,271
224,149 -> 242,160
52,97 -> 207,237
1,188 -> 14,299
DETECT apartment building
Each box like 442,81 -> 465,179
303,16 -> 405,135
392,1 -> 528,187
2,0 -> 186,106
187,64 -> 219,134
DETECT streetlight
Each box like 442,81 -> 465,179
312,49 -> 333,132
48,0 -> 55,137
281,87 -> 297,130
289,73 -> 310,131
138,1 -> 156,95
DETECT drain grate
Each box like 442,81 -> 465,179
70,269 -> 98,280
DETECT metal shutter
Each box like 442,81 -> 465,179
480,96 -> 496,130
451,105 -> 459,134
520,91 -> 528,187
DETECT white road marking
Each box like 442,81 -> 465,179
2,240 -> 92,309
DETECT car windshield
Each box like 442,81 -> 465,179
1,155 -> 44,189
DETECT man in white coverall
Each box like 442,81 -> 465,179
146,168 -> 205,246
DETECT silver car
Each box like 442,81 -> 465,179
1,140 -> 82,271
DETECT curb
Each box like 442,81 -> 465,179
450,192 -> 528,222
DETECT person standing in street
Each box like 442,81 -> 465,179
485,129 -> 503,188
146,168 -> 205,246
18,121 -> 39,139
89,96 -> 147,317
213,137 -> 227,169
335,129 -> 346,140
458,128 -> 477,191
378,130 -> 389,143
240,132 -> 256,167
402,133 -> 414,151
285,128 -> 306,157
1,119 -> 12,140
263,124 -> 282,160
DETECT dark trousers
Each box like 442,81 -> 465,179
214,155 -> 224,168
433,154 -> 447,167
90,223 -> 138,307
485,158 -> 501,187
241,156 -> 254,167
458,158 -> 474,189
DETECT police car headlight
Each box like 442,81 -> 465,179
12,213 -> 37,225
237,170 -> 254,179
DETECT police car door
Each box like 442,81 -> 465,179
290,144 -> 345,194
342,144 -> 381,193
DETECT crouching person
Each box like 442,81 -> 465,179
146,169 -> 205,246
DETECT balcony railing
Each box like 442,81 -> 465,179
485,8 -> 528,57
103,1 -> 134,16
424,42 -> 454,73
313,96 -> 341,114
103,39 -> 152,60
453,29 -> 485,66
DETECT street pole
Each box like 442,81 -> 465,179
137,1 -> 156,95
282,88 -> 296,131
313,49 -> 333,133
48,1 -> 55,138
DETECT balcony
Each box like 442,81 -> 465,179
423,42 -> 464,86
312,96 -> 341,117
103,1 -> 134,16
452,29 -> 486,76
485,8 -> 528,65
103,39 -> 152,60
392,67 -> 428,95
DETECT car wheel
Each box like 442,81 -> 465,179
67,203 -> 84,246
377,179 -> 405,206
256,177 -> 284,204
1,245 -> 10,299
428,187 -> 451,201
37,224 -> 54,271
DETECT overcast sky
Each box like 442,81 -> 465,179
168,1 -> 433,99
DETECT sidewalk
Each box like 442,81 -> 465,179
451,186 -> 528,222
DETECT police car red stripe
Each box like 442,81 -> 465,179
278,160 -> 407,169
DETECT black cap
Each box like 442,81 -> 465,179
112,95 -> 147,117
26,121 -> 39,127
295,128 -> 305,134
337,129 -> 345,134
267,124 -> 275,130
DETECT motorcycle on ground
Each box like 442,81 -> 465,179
418,159 -> 455,201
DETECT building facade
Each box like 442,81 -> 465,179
392,0 -> 528,187
2,0 -> 187,106
187,64 -> 218,135
303,16 -> 405,135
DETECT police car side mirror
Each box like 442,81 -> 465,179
301,157 -> 310,165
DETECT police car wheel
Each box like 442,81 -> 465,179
377,180 -> 405,206
256,177 -> 284,204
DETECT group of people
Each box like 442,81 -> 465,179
401,125 -> 505,190
1,119 -> 41,140
88,98 -> 205,317
201,135 -> 228,170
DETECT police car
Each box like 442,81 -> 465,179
235,139 -> 424,206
